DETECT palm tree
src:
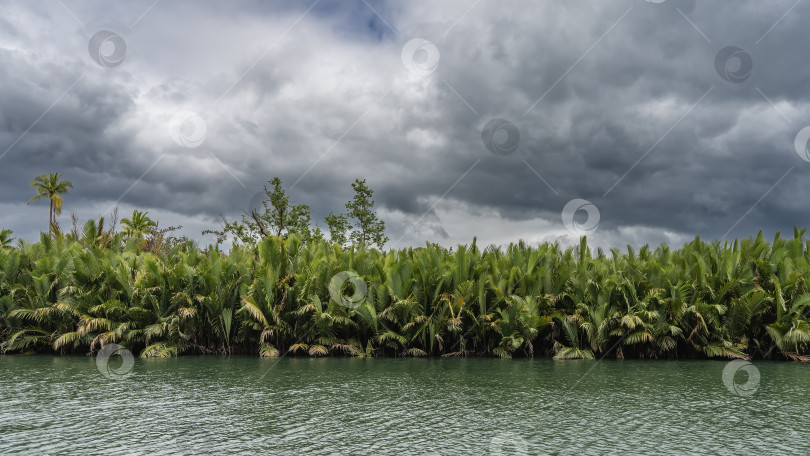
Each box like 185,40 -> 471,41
0,229 -> 13,250
27,173 -> 73,236
120,210 -> 157,240
4,226 -> 810,361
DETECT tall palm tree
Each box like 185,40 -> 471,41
27,172 -> 73,236
120,210 -> 157,240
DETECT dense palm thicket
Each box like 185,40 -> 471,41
1,229 -> 810,360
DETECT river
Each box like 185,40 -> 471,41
1,356 -> 808,455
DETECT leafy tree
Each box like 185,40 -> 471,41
324,212 -> 350,246
345,179 -> 387,248
150,225 -> 191,252
27,172 -> 73,236
225,177 -> 316,246
121,210 -> 157,241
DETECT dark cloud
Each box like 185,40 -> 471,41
1,0 -> 809,250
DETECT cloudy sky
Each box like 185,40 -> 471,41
1,0 -> 809,250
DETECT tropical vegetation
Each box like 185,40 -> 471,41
1,229 -> 809,360
4,171 -> 809,360
26,172 -> 73,236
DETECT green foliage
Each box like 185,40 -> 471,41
1,230 -> 809,360
225,177 -> 317,247
0,229 -> 13,250
65,215 -> 119,250
325,212 -> 350,246
345,179 -> 388,248
121,210 -> 157,241
27,172 -> 73,236
223,177 -> 388,249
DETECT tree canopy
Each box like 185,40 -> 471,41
223,177 -> 387,248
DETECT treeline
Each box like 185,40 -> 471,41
18,172 -> 389,250
1,230 -> 809,359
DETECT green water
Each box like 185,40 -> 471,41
1,356 -> 808,455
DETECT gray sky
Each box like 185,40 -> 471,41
1,0 -> 809,250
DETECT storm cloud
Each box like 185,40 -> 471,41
1,0 -> 809,249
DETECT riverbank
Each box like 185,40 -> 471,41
2,231 -> 809,360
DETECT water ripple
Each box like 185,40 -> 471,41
1,357 -> 809,455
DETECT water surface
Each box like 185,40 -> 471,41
1,356 -> 808,455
